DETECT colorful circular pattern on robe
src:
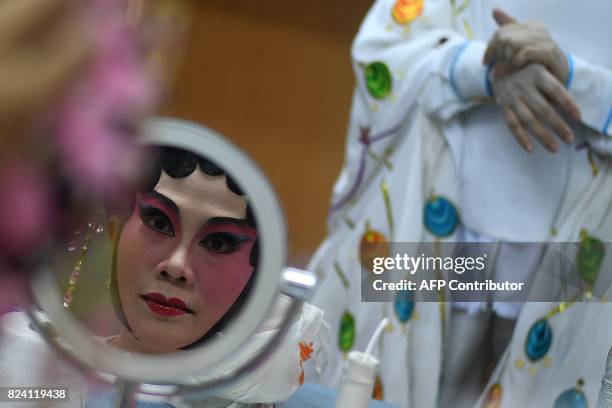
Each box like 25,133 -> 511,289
339,311 -> 356,351
424,196 -> 458,237
360,229 -> 389,271
365,62 -> 393,100
553,387 -> 587,408
394,289 -> 415,323
372,374 -> 384,400
524,318 -> 553,362
482,383 -> 502,408
392,0 -> 424,25
576,234 -> 604,287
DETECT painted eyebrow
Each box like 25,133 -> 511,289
203,217 -> 251,228
146,190 -> 179,216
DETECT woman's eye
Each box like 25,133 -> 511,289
139,207 -> 175,237
200,233 -> 245,254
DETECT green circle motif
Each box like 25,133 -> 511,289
365,62 -> 393,100
577,236 -> 605,287
338,311 -> 356,352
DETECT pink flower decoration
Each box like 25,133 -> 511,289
56,8 -> 156,201
0,161 -> 55,256
0,0 -> 159,269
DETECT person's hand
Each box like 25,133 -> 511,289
490,63 -> 580,153
483,9 -> 569,85
0,0 -> 90,157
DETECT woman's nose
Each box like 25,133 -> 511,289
159,246 -> 195,286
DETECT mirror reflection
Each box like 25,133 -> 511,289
1,118 -> 327,408
58,145 -> 259,354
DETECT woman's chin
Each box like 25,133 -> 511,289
131,334 -> 190,353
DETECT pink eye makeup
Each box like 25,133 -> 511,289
200,232 -> 250,254
133,192 -> 257,255
138,204 -> 175,237
135,191 -> 181,237
197,217 -> 258,255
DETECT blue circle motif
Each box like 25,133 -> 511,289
424,196 -> 458,237
394,290 -> 415,323
553,388 -> 587,408
524,318 -> 553,362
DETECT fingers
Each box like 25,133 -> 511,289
483,11 -> 520,64
513,46 -> 567,82
502,107 -> 533,152
514,98 -> 558,152
484,33 -> 513,65
525,90 -> 574,144
492,63 -> 512,78
512,46 -> 549,70
537,69 -> 581,120
483,39 -> 496,65
493,9 -> 517,26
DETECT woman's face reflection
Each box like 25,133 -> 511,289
115,169 -> 257,353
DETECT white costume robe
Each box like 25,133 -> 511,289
0,301 -> 329,408
306,0 -> 612,406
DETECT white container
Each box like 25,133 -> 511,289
334,351 -> 379,408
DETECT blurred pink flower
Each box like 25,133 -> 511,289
56,13 -> 156,200
0,0 -> 159,270
0,161 -> 55,256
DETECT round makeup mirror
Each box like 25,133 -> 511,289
11,118 -> 318,406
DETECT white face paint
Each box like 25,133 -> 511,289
114,170 -> 257,353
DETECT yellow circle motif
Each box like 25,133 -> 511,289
514,358 -> 525,369
392,0 -> 424,25
482,383 -> 502,408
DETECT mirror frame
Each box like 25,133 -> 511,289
25,118 -> 296,393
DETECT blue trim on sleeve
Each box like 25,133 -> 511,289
450,42 -> 470,103
604,108 -> 612,135
565,53 -> 574,89
485,60 -> 495,98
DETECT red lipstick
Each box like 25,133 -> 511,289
141,293 -> 193,317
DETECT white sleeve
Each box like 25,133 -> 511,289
327,0 -> 485,226
351,0 -> 490,126
567,54 -> 612,156
584,125 -> 612,157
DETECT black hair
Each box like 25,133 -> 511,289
110,146 -> 258,349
